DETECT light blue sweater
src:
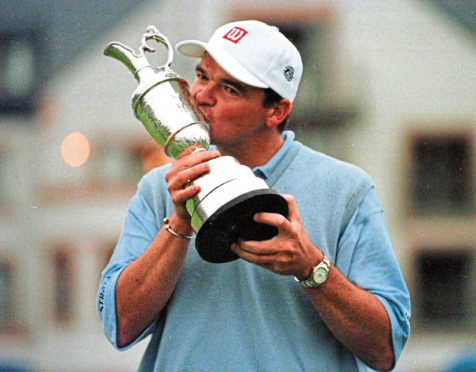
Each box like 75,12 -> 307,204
98,131 -> 410,371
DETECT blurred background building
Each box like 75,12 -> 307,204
0,0 -> 474,371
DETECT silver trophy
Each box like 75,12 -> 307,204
104,25 -> 288,263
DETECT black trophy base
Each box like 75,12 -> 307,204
195,189 -> 289,263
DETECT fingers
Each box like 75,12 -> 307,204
165,149 -> 220,220
251,194 -> 299,229
253,211 -> 289,232
176,148 -> 220,171
168,162 -> 209,191
231,240 -> 276,264
169,183 -> 200,204
231,239 -> 297,276
176,145 -> 203,159
166,149 -> 220,191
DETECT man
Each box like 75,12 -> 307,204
98,20 -> 410,371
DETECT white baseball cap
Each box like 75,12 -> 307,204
176,20 -> 303,102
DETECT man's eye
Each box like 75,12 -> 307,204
196,73 -> 207,80
225,86 -> 239,96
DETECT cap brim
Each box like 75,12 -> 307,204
176,40 -> 208,58
176,40 -> 268,90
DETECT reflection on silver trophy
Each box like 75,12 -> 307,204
104,25 -> 288,263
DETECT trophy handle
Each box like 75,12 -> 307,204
140,25 -> 173,70
104,25 -> 174,81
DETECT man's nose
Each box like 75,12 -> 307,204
193,84 -> 216,106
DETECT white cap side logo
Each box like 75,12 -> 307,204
223,27 -> 248,44
283,66 -> 294,81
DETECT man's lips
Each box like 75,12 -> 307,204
194,105 -> 208,122
198,109 -> 211,124
191,99 -> 212,124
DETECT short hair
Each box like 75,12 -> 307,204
261,88 -> 289,133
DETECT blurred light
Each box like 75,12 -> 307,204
61,132 -> 90,167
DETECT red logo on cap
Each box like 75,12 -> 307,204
223,27 -> 248,44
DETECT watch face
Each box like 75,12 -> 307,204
313,267 -> 328,284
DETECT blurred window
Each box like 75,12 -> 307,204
0,260 -> 15,328
0,150 -> 6,208
410,134 -> 473,215
52,249 -> 73,322
0,31 -> 39,114
415,249 -> 473,327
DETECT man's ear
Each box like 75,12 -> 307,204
266,98 -> 292,129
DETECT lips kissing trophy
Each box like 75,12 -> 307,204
104,26 -> 288,263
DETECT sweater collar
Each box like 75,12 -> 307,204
253,130 -> 295,180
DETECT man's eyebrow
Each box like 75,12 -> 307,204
195,63 -> 248,96
195,65 -> 207,75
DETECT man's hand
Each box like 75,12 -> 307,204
231,194 -> 323,279
165,148 -> 221,223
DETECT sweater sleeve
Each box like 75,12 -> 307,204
336,187 -> 411,367
97,170 -> 167,350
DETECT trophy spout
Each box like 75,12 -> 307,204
104,42 -> 154,82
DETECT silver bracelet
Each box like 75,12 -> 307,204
163,218 -> 194,240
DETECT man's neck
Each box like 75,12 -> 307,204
217,131 -> 284,168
